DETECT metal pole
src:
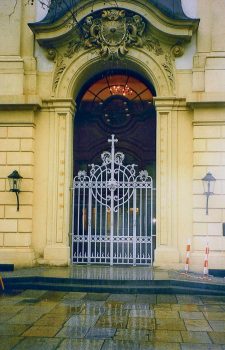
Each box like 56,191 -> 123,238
109,135 -> 118,266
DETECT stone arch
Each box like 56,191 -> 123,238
56,48 -> 173,99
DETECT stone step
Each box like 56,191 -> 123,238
2,277 -> 225,295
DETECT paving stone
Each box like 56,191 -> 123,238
181,330 -> 212,343
0,305 -> 25,314
96,315 -> 128,328
136,294 -> 156,304
154,304 -> 172,310
62,292 -> 87,300
114,329 -> 149,341
204,312 -> 225,321
41,291 -> 67,301
129,309 -> 154,318
0,324 -> 30,336
83,293 -> 110,301
34,315 -> 68,327
157,295 -> 177,304
127,317 -> 155,330
139,342 -> 181,350
184,319 -> 212,331
181,344 -> 223,350
149,330 -> 182,343
84,301 -> 105,307
18,298 -> 40,304
81,305 -> 106,316
0,313 -> 17,322
179,311 -> 205,320
199,305 -> 224,312
50,304 -> 83,315
177,295 -> 203,305
102,340 -> 140,350
0,336 -> 22,350
107,294 -> 136,302
201,297 -> 225,305
22,325 -> 61,337
12,337 -> 62,350
57,339 -> 104,350
172,304 -> 199,312
124,303 -> 150,310
106,301 -> 125,309
156,318 -> 186,331
155,310 -> 179,319
64,315 -> 99,327
209,321 -> 225,332
103,309 -> 129,317
60,299 -> 85,307
208,332 -> 225,344
86,327 -> 116,339
19,290 -> 48,298
56,326 -> 90,338
7,312 -> 42,325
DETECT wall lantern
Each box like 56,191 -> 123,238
202,172 -> 216,215
8,170 -> 23,211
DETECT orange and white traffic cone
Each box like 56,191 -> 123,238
203,242 -> 209,276
184,239 -> 191,273
0,275 -> 4,290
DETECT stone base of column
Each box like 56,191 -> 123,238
44,244 -> 70,266
0,248 -> 36,267
154,246 -> 180,269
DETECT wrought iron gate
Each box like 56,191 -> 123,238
72,135 -> 154,266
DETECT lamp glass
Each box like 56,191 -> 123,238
202,172 -> 216,195
8,170 -> 23,192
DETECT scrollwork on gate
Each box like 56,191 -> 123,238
74,135 -> 153,212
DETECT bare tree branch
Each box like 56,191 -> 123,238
8,0 -> 18,21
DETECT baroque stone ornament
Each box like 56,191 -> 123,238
171,42 -> 184,57
65,9 -> 146,59
52,51 -> 66,92
162,54 -> 174,88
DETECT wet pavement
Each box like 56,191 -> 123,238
0,289 -> 225,350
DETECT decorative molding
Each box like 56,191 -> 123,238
162,54 -> 174,89
64,9 -> 146,59
171,42 -> 184,58
144,37 -> 164,56
47,48 -> 57,61
53,51 -> 66,93
49,9 -> 176,93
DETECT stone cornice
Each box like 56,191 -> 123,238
29,0 -> 199,48
0,95 -> 42,111
187,93 -> 225,108
42,98 -> 76,114
154,97 -> 188,110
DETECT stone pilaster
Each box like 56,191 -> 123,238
154,98 -> 192,267
43,99 -> 75,265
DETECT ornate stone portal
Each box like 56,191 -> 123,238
25,1 -> 200,268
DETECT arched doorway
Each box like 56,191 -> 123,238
72,70 -> 156,265
74,70 -> 156,177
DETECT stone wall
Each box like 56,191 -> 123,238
0,113 -> 35,265
192,116 -> 225,269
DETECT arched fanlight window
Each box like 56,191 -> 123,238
78,73 -> 154,127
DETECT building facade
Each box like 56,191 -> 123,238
0,0 -> 224,271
